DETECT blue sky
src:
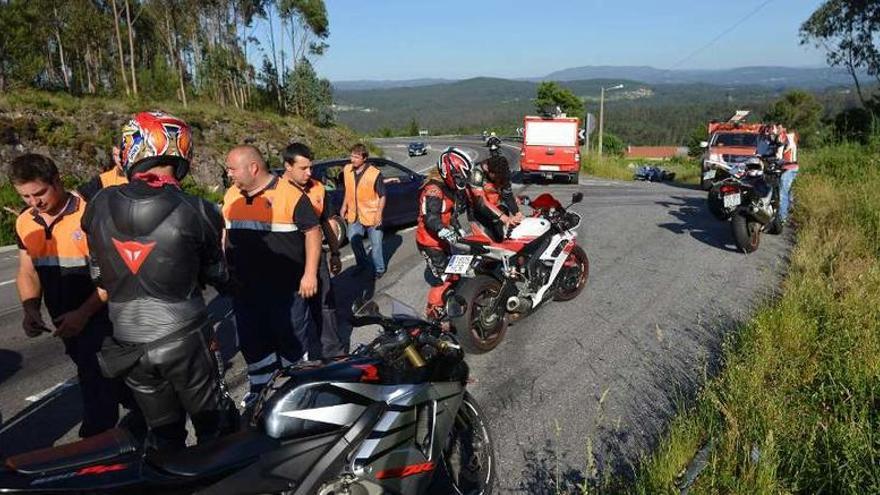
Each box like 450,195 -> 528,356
247,0 -> 828,81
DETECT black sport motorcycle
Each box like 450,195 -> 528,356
0,296 -> 495,494
706,156 -> 784,253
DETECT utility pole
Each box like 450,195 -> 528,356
597,84 -> 623,160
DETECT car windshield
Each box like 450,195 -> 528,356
712,133 -> 758,147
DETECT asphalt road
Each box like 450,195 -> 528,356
0,137 -> 792,492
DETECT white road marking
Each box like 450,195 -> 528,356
25,377 -> 78,403
0,279 -> 16,287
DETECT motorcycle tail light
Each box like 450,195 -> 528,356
719,184 -> 739,194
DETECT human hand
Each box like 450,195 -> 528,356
299,272 -> 318,298
22,300 -> 49,338
53,309 -> 89,338
329,253 -> 342,276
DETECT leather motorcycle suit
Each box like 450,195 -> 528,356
82,180 -> 235,451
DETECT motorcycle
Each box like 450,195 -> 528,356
0,296 -> 495,494
706,156 -> 784,253
445,192 -> 589,354
485,136 -> 502,158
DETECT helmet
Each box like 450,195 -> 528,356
119,111 -> 193,180
745,157 -> 764,177
490,132 -> 496,137
437,147 -> 472,190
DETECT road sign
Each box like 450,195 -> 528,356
585,113 -> 596,134
516,127 -> 524,136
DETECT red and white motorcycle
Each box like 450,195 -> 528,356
446,192 -> 589,353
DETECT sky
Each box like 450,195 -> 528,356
246,0 -> 829,82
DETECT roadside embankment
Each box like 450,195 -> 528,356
631,140 -> 880,493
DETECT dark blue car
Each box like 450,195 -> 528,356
309,157 -> 426,229
408,142 -> 428,157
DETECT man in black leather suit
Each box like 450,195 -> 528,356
82,111 -> 237,452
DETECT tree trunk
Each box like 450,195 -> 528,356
110,0 -> 130,96
85,46 -> 95,94
53,5 -> 70,90
268,5 -> 282,110
124,0 -> 138,96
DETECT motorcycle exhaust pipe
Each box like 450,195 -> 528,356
506,296 -> 532,313
748,204 -> 772,224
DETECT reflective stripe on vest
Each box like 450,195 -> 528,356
32,256 -> 89,268
224,220 -> 299,232
343,165 -> 381,226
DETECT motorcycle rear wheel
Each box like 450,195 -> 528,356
435,392 -> 495,494
553,245 -> 589,301
451,275 -> 508,354
732,213 -> 761,253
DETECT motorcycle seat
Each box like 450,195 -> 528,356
148,428 -> 279,478
4,428 -> 138,475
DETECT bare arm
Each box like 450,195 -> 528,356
298,227 -> 321,298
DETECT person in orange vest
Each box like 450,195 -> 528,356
338,143 -> 386,279
223,145 -> 320,411
9,153 -> 141,439
282,142 -> 347,357
77,146 -> 129,201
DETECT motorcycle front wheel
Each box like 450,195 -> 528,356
553,245 -> 589,301
731,213 -> 762,253
434,392 -> 495,494
451,275 -> 508,354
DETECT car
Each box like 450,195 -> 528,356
275,157 -> 426,230
408,142 -> 428,157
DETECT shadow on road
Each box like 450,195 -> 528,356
655,195 -> 738,252
0,349 -> 22,387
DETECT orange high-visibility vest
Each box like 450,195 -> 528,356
99,168 -> 128,188
303,178 -> 326,216
342,164 -> 381,226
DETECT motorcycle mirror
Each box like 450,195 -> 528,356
351,291 -> 377,317
445,295 -> 467,319
571,192 -> 583,204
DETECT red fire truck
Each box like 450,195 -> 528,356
520,115 -> 581,183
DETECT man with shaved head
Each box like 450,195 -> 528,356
222,145 -> 320,413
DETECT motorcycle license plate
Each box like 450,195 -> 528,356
445,255 -> 474,275
723,193 -> 741,208
703,169 -> 716,180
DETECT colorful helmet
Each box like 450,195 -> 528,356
437,147 -> 472,190
119,111 -> 193,180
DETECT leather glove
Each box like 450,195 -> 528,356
22,298 -> 48,338
438,227 -> 460,244
329,252 -> 342,276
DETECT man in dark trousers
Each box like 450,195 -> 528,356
282,142 -> 347,357
222,145 -> 320,412
10,153 -> 139,439
82,111 -> 237,452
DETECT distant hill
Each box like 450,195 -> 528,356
542,65 -> 864,88
333,74 -> 862,146
331,78 -> 453,91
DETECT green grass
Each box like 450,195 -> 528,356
581,155 -> 701,185
630,140 -> 880,494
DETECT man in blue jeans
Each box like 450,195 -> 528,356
775,125 -> 799,224
339,143 -> 387,279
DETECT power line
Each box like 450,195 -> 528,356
667,0 -> 777,71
